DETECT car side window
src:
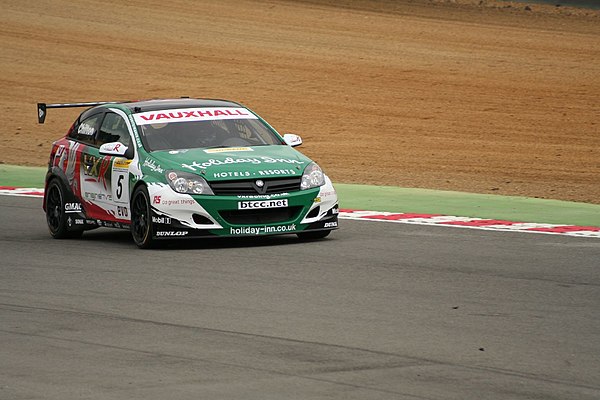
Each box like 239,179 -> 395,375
97,113 -> 131,147
73,113 -> 103,145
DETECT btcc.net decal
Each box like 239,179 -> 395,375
230,224 -> 296,235
238,199 -> 288,209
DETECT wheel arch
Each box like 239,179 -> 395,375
43,167 -> 73,211
130,180 -> 148,203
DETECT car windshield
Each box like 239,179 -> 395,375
135,108 -> 284,152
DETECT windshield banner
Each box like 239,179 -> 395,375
133,107 -> 258,125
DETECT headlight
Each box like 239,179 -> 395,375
301,162 -> 325,190
166,171 -> 214,195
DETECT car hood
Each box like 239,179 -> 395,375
147,145 -> 312,181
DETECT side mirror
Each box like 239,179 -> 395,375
99,142 -> 130,158
283,133 -> 303,147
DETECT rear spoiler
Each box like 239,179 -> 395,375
37,102 -> 117,124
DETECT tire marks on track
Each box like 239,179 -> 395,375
3,302 -> 599,395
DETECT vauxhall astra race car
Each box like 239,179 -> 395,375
38,98 -> 338,248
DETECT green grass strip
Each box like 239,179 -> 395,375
336,183 -> 600,227
1,165 -> 598,226
0,164 -> 46,187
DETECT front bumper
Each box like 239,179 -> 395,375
146,177 -> 338,239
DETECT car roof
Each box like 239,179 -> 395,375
75,98 -> 246,122
122,98 -> 243,112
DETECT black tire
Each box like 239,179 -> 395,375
130,185 -> 155,249
45,178 -> 83,239
297,230 -> 331,240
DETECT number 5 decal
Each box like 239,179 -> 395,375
111,159 -> 131,215
116,175 -> 124,199
112,171 -> 129,205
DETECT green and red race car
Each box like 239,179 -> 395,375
39,98 -> 338,248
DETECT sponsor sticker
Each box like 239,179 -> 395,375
94,220 -> 126,228
238,199 -> 288,210
64,202 -> 82,213
320,190 -> 336,199
82,154 -> 110,179
182,157 -> 304,172
85,191 -> 112,202
156,231 -> 189,237
204,147 -> 253,153
160,198 -> 196,207
230,224 -> 296,235
103,143 -> 125,153
237,193 -> 288,199
324,222 -> 338,228
152,216 -> 172,224
143,158 -> 164,173
117,206 -> 129,218
113,158 -> 132,169
257,169 -> 297,176
213,171 -> 251,178
133,107 -> 258,126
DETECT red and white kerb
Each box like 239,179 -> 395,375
1,187 -> 598,239
339,209 -> 600,238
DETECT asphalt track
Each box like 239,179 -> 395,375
2,195 -> 600,399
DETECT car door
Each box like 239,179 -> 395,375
52,111 -> 104,227
72,111 -> 115,222
81,110 -> 135,225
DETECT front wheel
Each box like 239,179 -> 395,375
297,230 -> 331,240
130,185 -> 155,249
45,179 -> 83,239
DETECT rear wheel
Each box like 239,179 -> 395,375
130,185 -> 155,249
45,179 -> 83,239
297,230 -> 331,240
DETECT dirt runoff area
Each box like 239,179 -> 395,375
1,0 -> 599,203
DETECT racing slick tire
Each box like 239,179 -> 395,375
45,178 -> 83,239
296,230 -> 331,240
130,185 -> 156,249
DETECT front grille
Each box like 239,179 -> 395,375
219,206 -> 302,224
210,177 -> 302,196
